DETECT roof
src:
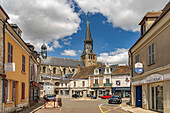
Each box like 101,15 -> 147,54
112,65 -> 130,75
84,20 -> 93,42
129,2 -> 170,52
41,56 -> 84,67
72,65 -> 100,79
0,6 -> 10,20
139,11 -> 162,25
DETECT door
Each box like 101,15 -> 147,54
136,86 -> 142,107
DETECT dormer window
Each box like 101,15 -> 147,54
94,68 -> 99,75
104,68 -> 111,74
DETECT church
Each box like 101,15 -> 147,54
40,17 -> 99,97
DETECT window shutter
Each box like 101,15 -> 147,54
8,43 -> 10,62
12,81 -> 16,101
22,83 -> 25,99
4,80 -> 8,103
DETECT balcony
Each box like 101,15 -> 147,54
103,83 -> 112,87
93,83 -> 99,87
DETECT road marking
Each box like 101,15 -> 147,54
99,104 -> 128,113
99,104 -> 104,113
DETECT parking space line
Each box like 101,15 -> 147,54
99,104 -> 104,113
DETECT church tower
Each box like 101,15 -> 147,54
81,16 -> 97,67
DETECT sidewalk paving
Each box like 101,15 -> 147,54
120,98 -> 157,113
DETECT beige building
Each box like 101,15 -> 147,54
129,2 -> 170,113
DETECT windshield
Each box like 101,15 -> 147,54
110,96 -> 119,98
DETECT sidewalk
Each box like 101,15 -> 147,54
120,98 -> 157,113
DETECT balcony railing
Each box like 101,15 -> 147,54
93,83 -> 99,87
103,83 -> 112,87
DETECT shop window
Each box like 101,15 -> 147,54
60,90 -> 63,95
65,90 -> 69,95
116,81 -> 120,86
149,43 -> 155,65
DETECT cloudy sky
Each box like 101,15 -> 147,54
0,0 -> 168,65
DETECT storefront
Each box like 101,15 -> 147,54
30,81 -> 40,106
112,87 -> 131,98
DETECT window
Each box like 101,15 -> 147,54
21,82 -> 25,99
53,67 -> 56,74
65,83 -> 67,87
74,82 -> 76,87
149,43 -> 155,65
116,80 -> 120,86
61,83 -> 63,87
8,42 -> 13,63
135,55 -> 139,63
72,69 -> 75,73
107,68 -> 109,73
4,80 -> 8,103
63,68 -> 66,75
82,81 -> 85,87
22,55 -> 25,72
12,81 -> 16,101
106,79 -> 110,83
142,24 -> 146,35
60,90 -> 63,95
43,66 -> 46,73
95,79 -> 98,84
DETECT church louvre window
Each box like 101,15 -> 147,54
63,68 -> 66,74
43,66 -> 46,73
53,67 -> 56,74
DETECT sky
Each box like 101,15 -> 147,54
0,0 -> 169,65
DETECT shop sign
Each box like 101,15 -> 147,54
114,87 -> 130,91
5,63 -> 15,72
164,74 -> 170,80
32,82 -> 39,87
135,63 -> 143,73
145,74 -> 163,83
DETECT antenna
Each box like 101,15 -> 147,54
87,13 -> 89,22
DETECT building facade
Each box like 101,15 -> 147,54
27,43 -> 41,107
129,2 -> 170,113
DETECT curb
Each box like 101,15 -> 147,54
119,104 -> 133,113
30,105 -> 44,113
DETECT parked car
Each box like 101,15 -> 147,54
108,95 -> 122,104
100,94 -> 113,99
87,94 -> 97,99
72,94 -> 80,98
44,94 -> 56,101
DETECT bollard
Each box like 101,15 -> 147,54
54,99 -> 55,108
44,100 -> 46,108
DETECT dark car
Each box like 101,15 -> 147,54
44,95 -> 56,101
87,94 -> 97,99
108,95 -> 122,104
72,94 -> 80,98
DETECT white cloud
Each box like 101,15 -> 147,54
1,0 -> 81,51
53,41 -> 62,48
75,0 -> 169,31
97,48 -> 129,65
62,37 -> 72,46
61,49 -> 78,56
78,50 -> 82,53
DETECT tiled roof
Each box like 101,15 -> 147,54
72,65 -> 100,79
112,65 -> 130,75
41,56 -> 84,67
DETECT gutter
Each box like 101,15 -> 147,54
0,18 -> 7,113
129,50 -> 133,106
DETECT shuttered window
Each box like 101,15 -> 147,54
4,79 -> 8,103
8,42 -> 13,63
22,55 -> 25,72
135,54 -> 139,63
12,81 -> 16,101
149,43 -> 155,65
21,82 -> 25,99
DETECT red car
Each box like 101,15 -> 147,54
100,95 -> 113,99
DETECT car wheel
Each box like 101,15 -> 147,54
102,97 -> 104,99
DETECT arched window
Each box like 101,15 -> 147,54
43,66 -> 46,73
53,67 -> 56,74
72,69 -> 75,73
63,68 -> 66,75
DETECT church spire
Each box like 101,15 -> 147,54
84,14 -> 93,42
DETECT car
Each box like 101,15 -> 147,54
44,95 -> 56,101
72,94 -> 80,98
108,95 -> 122,104
100,94 -> 113,99
87,94 -> 97,99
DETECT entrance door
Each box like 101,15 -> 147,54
136,86 -> 142,107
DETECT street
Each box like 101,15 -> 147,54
60,98 -> 129,113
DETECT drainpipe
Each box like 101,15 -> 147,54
29,55 -> 31,107
0,18 -> 7,113
129,50 -> 133,105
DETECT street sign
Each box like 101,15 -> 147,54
135,62 -> 143,73
5,63 -> 15,72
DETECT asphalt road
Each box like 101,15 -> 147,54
61,98 -> 129,113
